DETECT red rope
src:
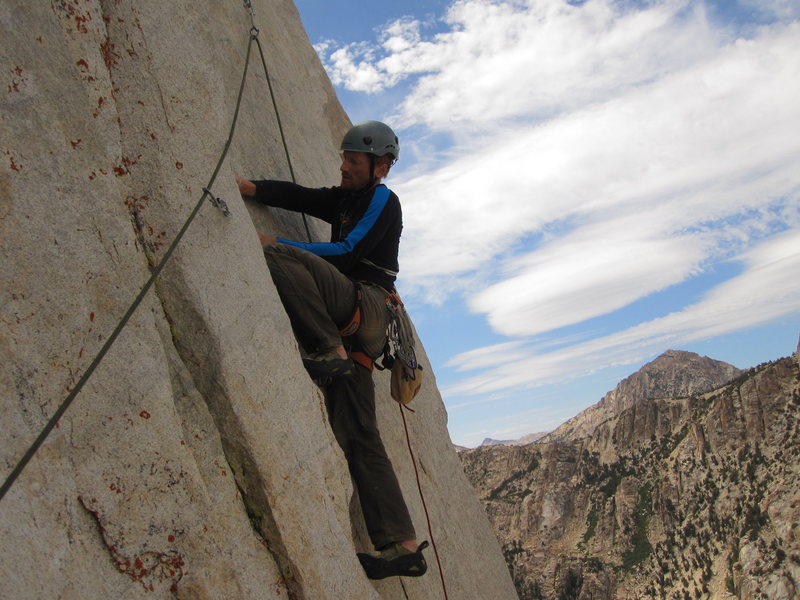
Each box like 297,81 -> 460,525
399,403 -> 449,599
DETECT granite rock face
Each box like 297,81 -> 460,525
0,2 -> 518,598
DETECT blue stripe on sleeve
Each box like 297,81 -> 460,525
278,186 -> 391,257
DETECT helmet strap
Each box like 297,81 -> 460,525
368,154 -> 377,190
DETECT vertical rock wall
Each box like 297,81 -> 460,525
0,1 -> 518,598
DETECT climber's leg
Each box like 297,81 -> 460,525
325,364 -> 416,549
263,244 -> 356,376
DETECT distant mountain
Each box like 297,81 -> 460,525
480,431 -> 551,448
481,438 -> 513,446
548,350 -> 743,444
459,347 -> 800,600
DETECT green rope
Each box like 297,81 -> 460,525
0,32 -> 256,503
253,33 -> 313,243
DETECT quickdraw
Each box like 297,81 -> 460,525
385,290 -> 418,372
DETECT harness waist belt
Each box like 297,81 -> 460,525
349,350 -> 374,372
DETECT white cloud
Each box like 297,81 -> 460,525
469,224 -> 709,337
324,44 -> 386,92
444,227 -> 800,397
314,17 -> 428,92
314,0 -> 800,399
317,0 -> 725,128
380,17 -> 422,54
393,0 -> 723,131
392,13 -> 800,336
446,340 -> 528,371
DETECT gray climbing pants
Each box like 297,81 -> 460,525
263,244 -> 416,549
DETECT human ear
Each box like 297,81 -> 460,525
374,162 -> 390,180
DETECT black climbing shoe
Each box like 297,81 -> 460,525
357,541 -> 429,580
302,350 -> 354,380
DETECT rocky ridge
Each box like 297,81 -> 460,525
0,1 -> 517,599
481,432 -> 551,447
550,349 -> 743,449
460,348 -> 800,599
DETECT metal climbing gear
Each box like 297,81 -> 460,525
385,291 -> 416,369
203,187 -> 232,216
383,291 -> 423,405
243,0 -> 257,31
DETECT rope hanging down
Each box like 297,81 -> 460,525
1,26 -> 265,503
400,403 -> 450,599
247,0 -> 312,243
250,7 -> 445,596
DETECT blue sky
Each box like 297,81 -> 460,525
293,0 -> 800,447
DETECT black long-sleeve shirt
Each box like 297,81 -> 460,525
254,180 -> 402,289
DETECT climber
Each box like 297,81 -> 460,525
237,121 -> 427,580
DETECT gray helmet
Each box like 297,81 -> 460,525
340,121 -> 399,161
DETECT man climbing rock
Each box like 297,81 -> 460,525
237,121 -> 427,580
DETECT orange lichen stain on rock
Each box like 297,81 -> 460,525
124,194 -> 149,211
53,0 -> 94,35
73,11 -> 92,34
121,155 -> 141,168
100,39 -> 121,70
92,96 -> 105,118
7,65 -> 27,94
87,493 -> 188,594
75,59 -> 96,82
4,150 -> 23,172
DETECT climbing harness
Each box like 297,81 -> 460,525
338,283 -> 364,337
337,282 -> 424,404
0,3 -> 303,502
337,285 -> 374,371
348,350 -> 374,372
